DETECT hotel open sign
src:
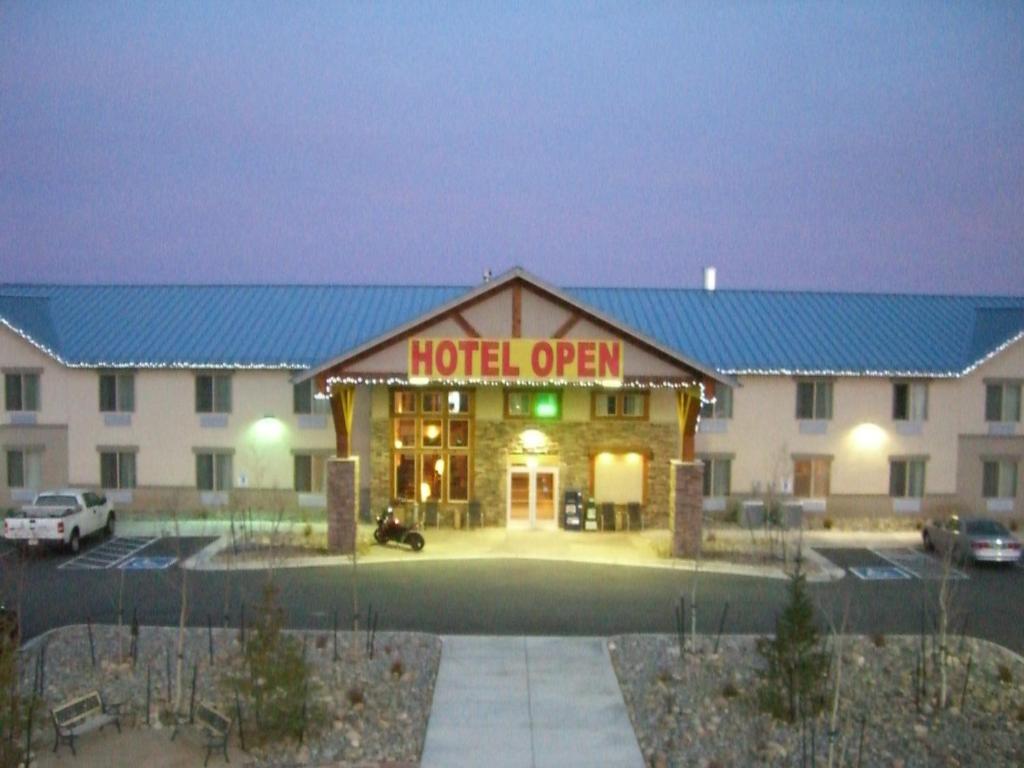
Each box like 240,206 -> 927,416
408,338 -> 623,383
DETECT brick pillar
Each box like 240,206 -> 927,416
670,459 -> 704,558
327,457 -> 358,554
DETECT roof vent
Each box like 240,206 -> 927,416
482,269 -> 493,283
703,266 -> 717,292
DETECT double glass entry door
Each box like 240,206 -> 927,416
507,467 -> 558,530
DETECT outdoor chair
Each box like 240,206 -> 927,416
599,502 -> 616,531
627,502 -> 644,531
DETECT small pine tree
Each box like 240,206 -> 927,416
756,559 -> 829,721
225,581 -> 325,745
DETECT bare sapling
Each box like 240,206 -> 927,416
822,594 -> 851,768
935,541 -> 959,710
172,510 -> 189,718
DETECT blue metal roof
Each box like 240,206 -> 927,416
0,283 -> 1022,376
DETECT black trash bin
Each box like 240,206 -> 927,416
563,489 -> 582,531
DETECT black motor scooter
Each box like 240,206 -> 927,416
373,507 -> 425,551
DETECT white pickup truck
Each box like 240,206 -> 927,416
3,490 -> 115,554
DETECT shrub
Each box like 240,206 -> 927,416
721,681 -> 740,699
390,659 -> 405,679
822,517 -> 834,531
756,560 -> 829,722
346,686 -> 365,706
224,581 -> 326,746
725,499 -> 741,525
870,632 -> 886,648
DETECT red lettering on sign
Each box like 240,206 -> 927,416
578,341 -> 595,377
555,341 -> 575,376
501,341 -> 521,377
411,339 -> 433,376
531,341 -> 553,376
435,340 -> 457,377
457,339 -> 480,374
480,340 -> 499,376
598,342 -> 621,379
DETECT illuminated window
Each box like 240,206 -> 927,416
793,457 -> 830,497
504,390 -> 562,420
391,388 -> 473,503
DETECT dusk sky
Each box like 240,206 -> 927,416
1,2 -> 1022,294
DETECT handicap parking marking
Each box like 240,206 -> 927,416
119,556 -> 177,570
870,548 -> 968,581
59,536 -> 158,570
850,565 -> 914,581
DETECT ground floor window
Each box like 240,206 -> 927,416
793,457 -> 830,497
701,457 -> 732,497
592,451 -> 645,504
982,459 -> 1018,499
391,388 -> 473,503
196,452 -> 232,492
100,450 -> 137,489
889,458 -> 925,498
294,453 -> 329,493
5,448 -> 42,489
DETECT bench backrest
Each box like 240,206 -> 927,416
52,691 -> 103,730
195,702 -> 230,736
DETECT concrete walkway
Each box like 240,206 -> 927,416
421,636 -> 644,768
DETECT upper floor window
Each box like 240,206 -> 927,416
592,391 -> 648,420
293,380 -> 330,415
100,450 -> 137,489
793,456 -> 830,497
889,458 -> 926,498
4,372 -> 40,412
985,382 -> 1021,423
982,459 -> 1018,499
795,380 -> 832,420
195,374 -> 232,414
892,382 -> 927,421
505,390 -> 561,420
99,372 -> 135,413
700,385 -> 733,419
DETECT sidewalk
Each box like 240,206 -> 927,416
421,636 -> 644,768
115,516 -> 923,582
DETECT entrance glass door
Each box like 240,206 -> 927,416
507,467 -> 559,530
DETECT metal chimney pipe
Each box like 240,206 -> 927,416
703,266 -> 717,291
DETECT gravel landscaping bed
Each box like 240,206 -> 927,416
611,633 -> 1024,768
20,624 -> 440,767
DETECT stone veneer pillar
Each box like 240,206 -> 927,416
327,457 -> 358,554
670,460 -> 704,558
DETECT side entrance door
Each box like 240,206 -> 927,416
507,467 -> 559,530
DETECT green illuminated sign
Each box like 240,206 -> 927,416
533,392 -> 560,419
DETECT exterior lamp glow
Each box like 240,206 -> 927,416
250,415 -> 285,444
519,429 -> 548,453
850,423 -> 888,451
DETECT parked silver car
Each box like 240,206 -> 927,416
922,516 -> 1022,565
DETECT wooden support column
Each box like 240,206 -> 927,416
329,385 -> 355,458
676,384 -> 703,462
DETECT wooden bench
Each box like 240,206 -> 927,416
51,690 -> 121,755
171,701 -> 231,766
